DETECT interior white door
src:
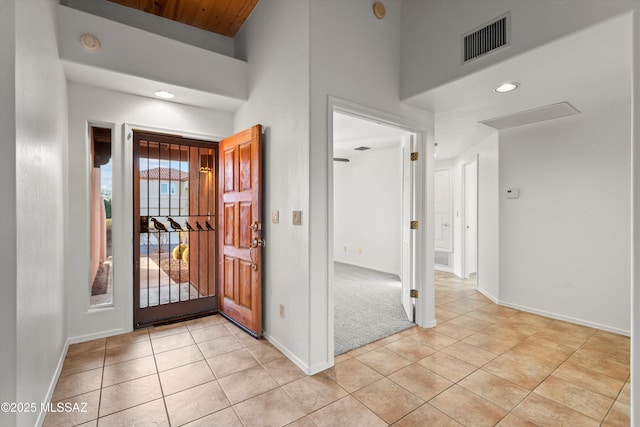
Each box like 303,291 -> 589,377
464,161 -> 478,277
401,136 -> 414,321
434,169 -> 452,252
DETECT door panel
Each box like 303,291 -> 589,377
434,168 -> 452,252
218,125 -> 263,336
133,132 -> 218,328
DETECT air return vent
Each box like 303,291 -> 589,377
463,13 -> 510,63
354,146 -> 371,151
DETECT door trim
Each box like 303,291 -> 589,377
328,96 -> 434,365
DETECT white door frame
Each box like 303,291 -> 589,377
327,96 -> 434,361
461,157 -> 478,281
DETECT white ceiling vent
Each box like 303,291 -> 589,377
463,13 -> 510,63
479,102 -> 581,130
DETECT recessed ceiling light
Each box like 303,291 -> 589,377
494,82 -> 519,93
154,90 -> 175,99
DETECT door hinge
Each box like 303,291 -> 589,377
410,152 -> 419,161
410,289 -> 419,298
410,220 -> 419,230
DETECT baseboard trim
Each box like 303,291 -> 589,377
36,339 -> 69,427
477,287 -> 499,304
264,333 -> 314,375
68,328 -> 130,345
333,261 -> 399,278
498,300 -> 630,337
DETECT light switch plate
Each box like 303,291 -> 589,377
506,187 -> 520,199
292,210 -> 302,225
272,210 -> 279,224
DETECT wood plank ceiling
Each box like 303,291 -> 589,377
108,0 -> 260,37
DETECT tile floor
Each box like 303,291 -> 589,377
45,272 -> 630,426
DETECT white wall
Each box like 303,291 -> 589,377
334,146 -> 402,275
0,1 -> 17,425
499,103 -> 631,334
309,0 -> 433,373
66,83 -> 233,340
436,133 -> 500,299
234,0 -> 312,371
13,0 -> 68,426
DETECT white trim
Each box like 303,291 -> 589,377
36,342 -> 69,427
334,261 -> 400,277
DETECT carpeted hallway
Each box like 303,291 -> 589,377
334,262 -> 414,355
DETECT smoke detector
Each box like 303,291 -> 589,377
80,34 -> 101,52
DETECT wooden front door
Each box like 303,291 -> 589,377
218,125 -> 263,336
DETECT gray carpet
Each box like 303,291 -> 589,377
334,262 -> 414,355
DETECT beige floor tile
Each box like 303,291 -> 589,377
154,344 -> 204,372
97,398 -> 169,427
533,328 -> 588,350
104,340 -> 153,365
500,348 -> 561,374
533,375 -> 614,421
310,396 -> 386,427
551,360 -> 626,399
233,388 -> 305,427
388,364 -> 453,401
151,331 -> 195,354
334,353 -> 353,364
417,351 -> 477,382
602,400 -> 630,427
282,373 -> 348,413
373,333 -> 405,347
164,381 -> 230,426
102,355 -> 157,387
197,335 -> 243,358
384,337 -> 437,362
206,348 -> 259,379
463,332 -> 519,354
430,385 -> 507,426
159,360 -> 215,396
435,307 -> 460,323
42,390 -> 100,427
618,380 -> 630,404
262,356 -> 306,386
182,407 -> 243,427
323,358 -> 383,393
476,304 -> 519,318
393,403 -> 462,427
218,365 -> 278,404
513,393 -> 600,426
60,349 -> 105,376
148,323 -> 189,339
105,330 -> 149,349
434,315 -> 492,340
459,370 -> 529,411
67,338 -> 106,357
99,374 -> 162,417
495,413 -> 538,426
439,341 -> 498,367
482,355 -> 548,390
52,368 -> 102,401
356,347 -> 412,376
74,421 -> 97,427
245,341 -> 284,364
465,308 -> 507,324
347,341 -> 380,357
353,378 -> 423,424
186,314 -> 226,331
410,329 -> 457,350
190,324 -> 232,343
567,348 -> 630,381
286,416 -> 318,426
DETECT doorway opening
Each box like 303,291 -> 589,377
133,131 -> 218,328
332,111 -> 417,355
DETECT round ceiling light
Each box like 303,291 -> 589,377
494,82 -> 519,93
80,34 -> 101,52
154,90 -> 175,99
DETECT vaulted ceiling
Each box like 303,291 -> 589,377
107,0 -> 259,37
